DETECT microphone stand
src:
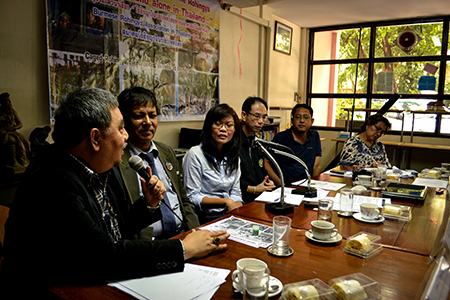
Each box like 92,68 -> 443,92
254,140 -> 294,214
270,149 -> 317,198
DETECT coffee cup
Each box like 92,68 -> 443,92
243,265 -> 270,300
360,203 -> 382,220
356,175 -> 372,187
311,220 -> 338,240
232,258 -> 268,292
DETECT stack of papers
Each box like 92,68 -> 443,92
109,264 -> 230,300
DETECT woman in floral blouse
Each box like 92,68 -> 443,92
339,114 -> 391,170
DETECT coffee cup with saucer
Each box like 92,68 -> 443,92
306,220 -> 342,244
232,258 -> 267,293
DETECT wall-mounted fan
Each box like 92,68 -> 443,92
394,28 -> 422,54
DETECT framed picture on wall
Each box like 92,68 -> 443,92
274,21 -> 292,55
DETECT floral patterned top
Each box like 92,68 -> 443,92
339,136 -> 391,168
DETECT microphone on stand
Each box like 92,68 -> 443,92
253,137 -> 294,154
253,142 -> 317,199
128,155 -> 189,231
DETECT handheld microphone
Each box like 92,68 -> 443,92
128,155 -> 189,232
254,137 -> 294,154
128,155 -> 151,182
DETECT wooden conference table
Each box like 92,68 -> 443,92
232,173 -> 448,256
47,173 -> 448,300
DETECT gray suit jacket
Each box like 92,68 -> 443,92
118,141 -> 200,238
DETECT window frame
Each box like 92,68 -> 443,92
306,16 -> 450,137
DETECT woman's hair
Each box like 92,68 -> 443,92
358,113 -> 392,134
200,104 -> 241,173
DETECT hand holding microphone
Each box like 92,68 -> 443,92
128,155 -> 165,206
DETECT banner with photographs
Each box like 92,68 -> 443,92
46,0 -> 220,122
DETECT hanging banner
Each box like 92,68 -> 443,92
46,0 -> 220,122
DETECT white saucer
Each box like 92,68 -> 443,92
353,212 -> 385,223
233,275 -> 283,297
305,230 -> 342,244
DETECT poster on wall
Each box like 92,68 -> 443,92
46,0 -> 220,123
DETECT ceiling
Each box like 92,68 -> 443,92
223,0 -> 450,28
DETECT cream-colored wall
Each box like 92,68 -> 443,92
0,1 -> 269,149
0,1 -> 50,139
0,1 -> 448,170
267,17 -> 300,109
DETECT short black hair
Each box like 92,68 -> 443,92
241,97 -> 268,114
117,87 -> 159,119
291,104 -> 313,118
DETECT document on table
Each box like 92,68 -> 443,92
329,194 -> 391,212
201,216 -> 273,248
109,263 -> 230,300
413,178 -> 449,189
292,179 -> 347,191
255,187 -> 304,206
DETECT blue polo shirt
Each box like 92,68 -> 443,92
271,128 -> 322,185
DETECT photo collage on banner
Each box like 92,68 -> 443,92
46,0 -> 220,122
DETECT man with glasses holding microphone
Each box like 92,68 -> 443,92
240,97 -> 276,203
265,104 -> 322,186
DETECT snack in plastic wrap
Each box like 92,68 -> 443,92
331,280 -> 367,300
345,235 -> 372,254
283,284 -> 319,300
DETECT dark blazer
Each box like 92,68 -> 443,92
118,141 -> 200,237
1,144 -> 184,288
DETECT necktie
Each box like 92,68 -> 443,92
140,151 -> 177,234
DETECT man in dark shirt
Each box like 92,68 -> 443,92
240,97 -> 275,203
265,104 -> 322,186
0,88 -> 229,297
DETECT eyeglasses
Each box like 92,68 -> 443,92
248,112 -> 268,121
212,121 -> 235,130
373,124 -> 386,135
293,114 -> 311,121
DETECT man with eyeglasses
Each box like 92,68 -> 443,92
240,97 -> 276,203
265,104 -> 322,186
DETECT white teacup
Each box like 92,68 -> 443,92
311,220 -> 338,240
232,258 -> 268,292
360,203 -> 382,220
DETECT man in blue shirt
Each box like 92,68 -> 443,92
265,104 -> 322,185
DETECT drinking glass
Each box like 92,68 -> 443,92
338,188 -> 354,217
318,199 -> 333,221
377,164 -> 387,181
272,216 -> 291,256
